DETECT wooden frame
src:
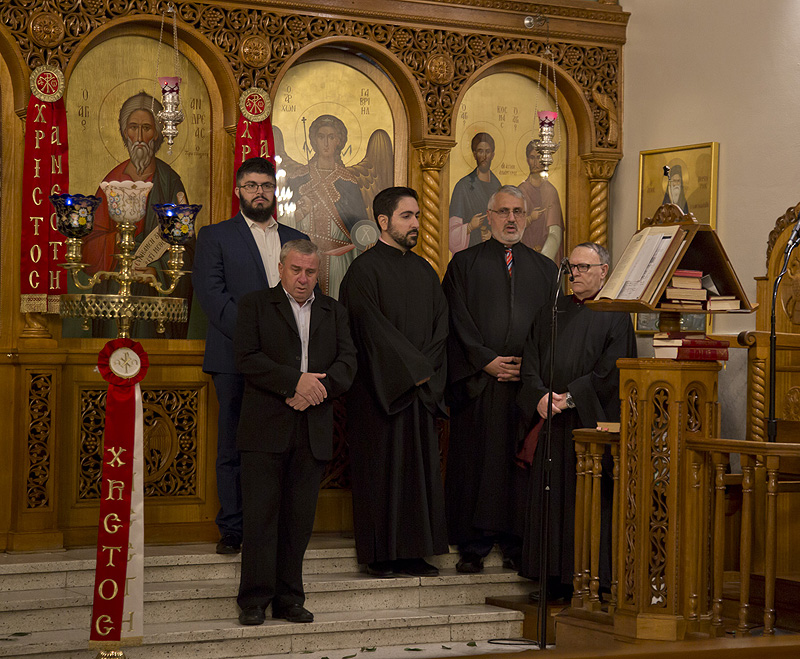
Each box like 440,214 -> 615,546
635,144 -> 719,333
637,142 -> 719,230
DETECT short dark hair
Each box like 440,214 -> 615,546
236,157 -> 275,185
471,132 -> 495,152
280,239 -> 320,264
373,186 -> 418,221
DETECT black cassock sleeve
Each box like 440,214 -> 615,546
340,262 -> 448,416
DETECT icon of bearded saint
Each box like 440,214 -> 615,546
81,91 -> 193,339
274,115 -> 393,300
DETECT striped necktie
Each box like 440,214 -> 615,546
505,246 -> 513,278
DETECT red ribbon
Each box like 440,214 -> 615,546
231,114 -> 275,217
89,339 -> 148,645
20,96 -> 69,312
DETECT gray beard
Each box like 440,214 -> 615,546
127,139 -> 156,176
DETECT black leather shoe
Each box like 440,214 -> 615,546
366,560 -> 395,577
216,534 -> 241,555
395,558 -> 439,577
238,605 -> 266,625
272,603 -> 314,623
456,553 -> 484,574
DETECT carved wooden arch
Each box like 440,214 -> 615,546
766,201 -> 800,273
450,52 -> 598,157
0,22 -> 28,112
62,14 -> 240,128
270,35 -> 429,143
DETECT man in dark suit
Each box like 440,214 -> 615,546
234,239 -> 356,625
193,157 -> 308,555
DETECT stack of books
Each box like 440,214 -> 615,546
656,269 -> 742,311
652,332 -> 729,361
659,269 -> 706,311
706,295 -> 740,311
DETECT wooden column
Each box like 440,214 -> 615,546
414,144 -> 450,277
580,156 -> 619,248
614,358 -> 721,641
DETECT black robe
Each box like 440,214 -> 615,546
517,295 -> 636,585
339,240 -> 449,564
442,238 -> 558,546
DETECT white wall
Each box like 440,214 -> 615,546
611,0 -> 800,439
612,0 -> 800,336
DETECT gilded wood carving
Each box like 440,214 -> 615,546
1,1 -> 622,150
26,372 -> 53,509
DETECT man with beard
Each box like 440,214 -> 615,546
448,132 -> 501,254
194,157 -> 308,555
443,184 -> 558,574
662,165 -> 690,214
339,186 -> 449,577
82,91 -> 191,338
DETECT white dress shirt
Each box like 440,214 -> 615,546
284,289 -> 315,373
243,214 -> 280,287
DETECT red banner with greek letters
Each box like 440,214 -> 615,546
89,339 -> 148,650
20,95 -> 69,313
232,88 -> 275,217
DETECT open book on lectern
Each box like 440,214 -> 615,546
597,224 -> 687,307
591,217 -> 754,315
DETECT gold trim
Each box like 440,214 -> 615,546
29,64 -> 65,102
239,87 -> 272,122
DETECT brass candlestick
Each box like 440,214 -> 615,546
51,183 -> 201,339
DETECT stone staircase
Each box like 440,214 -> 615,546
0,535 -> 527,658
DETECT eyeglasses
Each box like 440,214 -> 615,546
238,182 -> 276,193
488,208 -> 525,219
569,263 -> 604,273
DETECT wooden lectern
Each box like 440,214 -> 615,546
586,204 -> 754,640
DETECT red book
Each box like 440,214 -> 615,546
653,338 -> 729,348
654,346 -> 729,360
672,268 -> 703,278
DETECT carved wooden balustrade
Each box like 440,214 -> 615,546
572,428 -> 620,615
571,427 -> 800,638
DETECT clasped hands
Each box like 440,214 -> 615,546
483,355 -> 521,382
285,372 -> 327,411
537,392 -> 569,419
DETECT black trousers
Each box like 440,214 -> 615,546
237,416 -> 326,610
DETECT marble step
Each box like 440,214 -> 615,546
0,568 -> 531,634
0,538 -> 507,592
0,604 -> 525,658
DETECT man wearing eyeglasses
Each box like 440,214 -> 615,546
443,184 -> 558,574
194,157 -> 309,555
517,242 -> 636,602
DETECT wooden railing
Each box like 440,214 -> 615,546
572,429 -> 800,636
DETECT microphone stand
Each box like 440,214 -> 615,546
768,219 -> 800,442
536,257 -> 571,649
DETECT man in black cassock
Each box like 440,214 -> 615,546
443,184 -> 558,573
339,186 -> 449,578
517,242 -> 636,601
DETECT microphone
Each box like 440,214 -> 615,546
786,213 -> 800,253
561,257 -> 574,282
